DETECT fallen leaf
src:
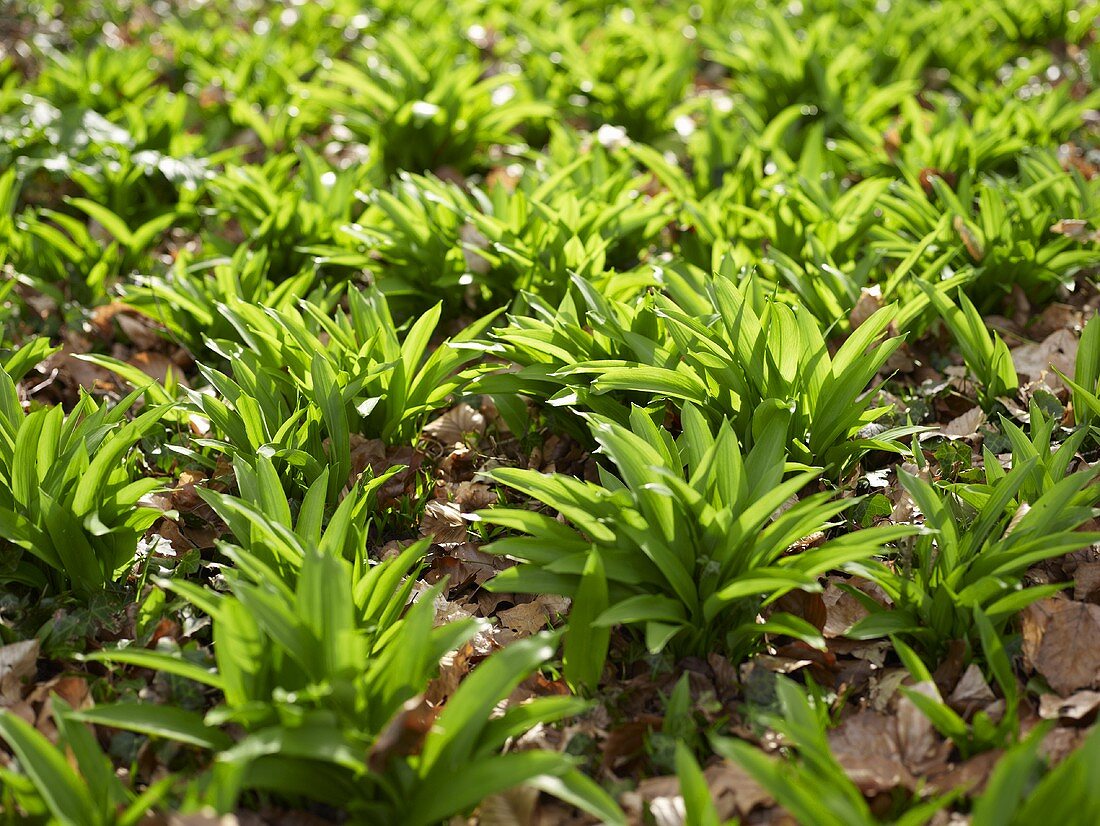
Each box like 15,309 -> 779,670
348,435 -> 386,477
0,640 -> 39,704
927,749 -> 1002,796
896,683 -> 952,775
128,351 -> 190,388
116,311 -> 168,351
497,601 -> 554,637
477,785 -> 538,826
636,760 -> 772,822
1073,561 -> 1100,603
849,286 -> 883,331
452,480 -> 497,512
822,581 -> 870,638
1038,690 -> 1100,721
703,761 -> 773,818
829,711 -> 914,793
947,664 -> 995,716
954,215 -> 984,261
1050,219 -> 1093,240
941,407 -> 985,439
1011,328 -> 1077,391
1039,725 -> 1086,764
646,793 -> 685,826
368,696 -> 436,773
422,403 -> 486,445
420,500 -> 468,545
1020,598 -> 1100,695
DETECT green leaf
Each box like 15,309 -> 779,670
675,741 -> 720,826
71,703 -> 231,750
409,751 -> 575,826
80,648 -> 224,690
563,550 -> 610,691
418,631 -> 559,773
0,710 -> 99,826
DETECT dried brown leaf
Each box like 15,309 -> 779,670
497,601 -> 554,638
423,403 -> 486,445
1038,690 -> 1100,721
1020,598 -> 1100,695
1011,329 -> 1077,391
941,407 -> 985,440
420,500 -> 468,545
947,664 -> 995,716
0,639 -> 38,704
477,785 -> 539,826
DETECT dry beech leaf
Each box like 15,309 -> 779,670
116,311 -> 167,350
896,683 -> 952,775
128,351 -> 190,388
647,794 -> 686,826
703,762 -> 772,818
422,403 -> 486,444
459,223 -> 493,275
453,480 -> 497,512
1050,219 -> 1096,241
828,711 -> 914,793
368,696 -> 436,773
420,500 -> 468,545
948,664 -> 995,715
941,406 -> 985,440
1011,328 -> 1077,391
828,690 -> 952,791
1073,561 -> 1100,603
636,762 -> 771,821
0,639 -> 39,703
348,434 -> 387,476
822,582 -> 871,638
497,601 -> 554,637
1038,690 -> 1100,721
167,815 -> 240,826
927,749 -> 1002,796
477,785 -> 539,826
1020,598 -> 1100,695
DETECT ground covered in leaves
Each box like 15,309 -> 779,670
2,1 -> 1100,824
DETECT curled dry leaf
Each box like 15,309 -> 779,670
453,480 -> 498,512
1051,219 -> 1099,243
1038,690 -> 1100,721
422,403 -> 486,445
953,215 -> 984,261
420,500 -> 468,545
